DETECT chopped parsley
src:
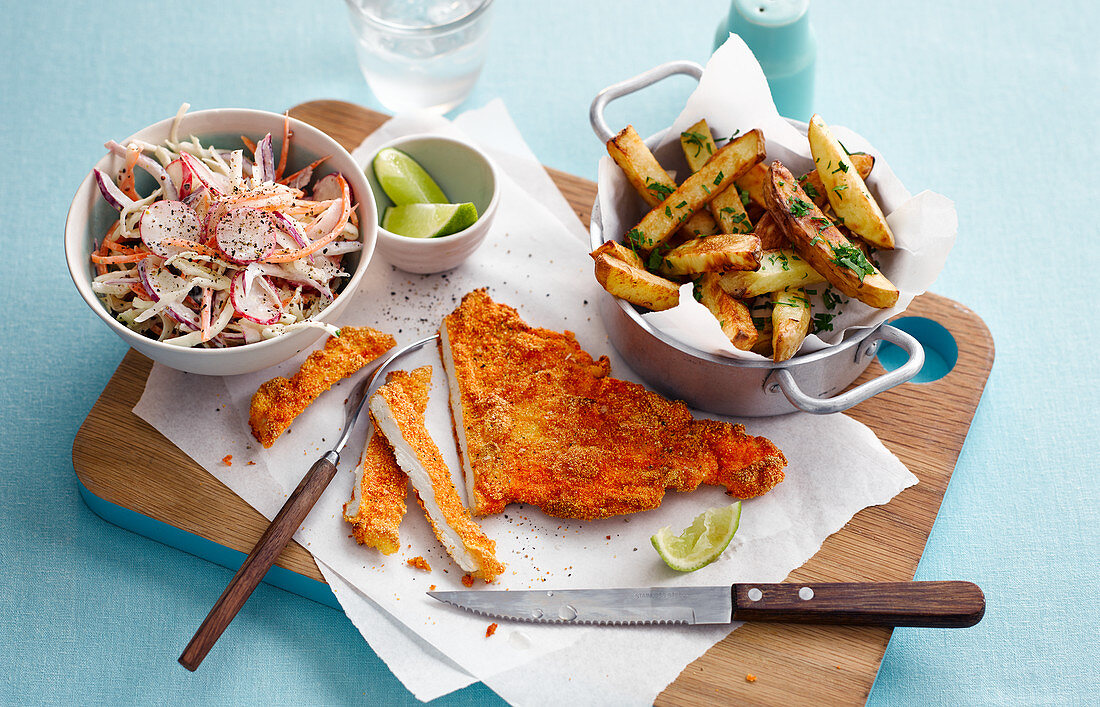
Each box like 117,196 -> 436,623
626,228 -> 650,248
645,178 -> 674,199
680,130 -> 712,158
788,198 -> 814,218
812,312 -> 836,333
801,180 -> 820,200
830,242 -> 875,280
738,186 -> 751,207
665,205 -> 672,218
831,184 -> 849,199
714,129 -> 740,143
676,200 -> 687,208
831,161 -> 849,174
713,171 -> 724,186
692,278 -> 703,302
821,288 -> 845,310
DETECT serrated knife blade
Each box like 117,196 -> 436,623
427,582 -> 987,628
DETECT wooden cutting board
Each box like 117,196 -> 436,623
73,100 -> 994,706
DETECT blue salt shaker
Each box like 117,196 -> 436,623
715,0 -> 816,120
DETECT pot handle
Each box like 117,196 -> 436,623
589,61 -> 704,143
769,325 -> 926,415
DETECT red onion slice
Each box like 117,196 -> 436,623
254,133 -> 275,183
270,210 -> 310,248
94,169 -> 134,210
140,200 -> 202,258
136,259 -> 200,330
215,207 -> 276,264
104,141 -> 179,201
230,270 -> 282,325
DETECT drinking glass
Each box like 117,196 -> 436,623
344,0 -> 494,114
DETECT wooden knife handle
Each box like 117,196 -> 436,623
178,451 -> 340,671
732,581 -> 985,628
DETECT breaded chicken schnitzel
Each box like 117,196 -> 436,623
343,368 -> 432,555
370,366 -> 504,582
249,327 -> 395,448
440,289 -> 786,519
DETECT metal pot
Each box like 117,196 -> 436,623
588,61 -> 924,416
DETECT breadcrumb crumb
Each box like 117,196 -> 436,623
485,623 -> 498,638
222,454 -> 233,466
461,573 -> 475,587
406,556 -> 431,572
745,674 -> 756,683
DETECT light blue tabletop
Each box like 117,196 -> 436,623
2,0 -> 1097,703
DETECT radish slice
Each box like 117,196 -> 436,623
179,152 -> 230,195
140,200 -> 202,258
311,172 -> 345,202
230,270 -> 282,325
94,169 -> 134,210
216,207 -> 276,263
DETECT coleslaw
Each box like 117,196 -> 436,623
89,104 -> 362,348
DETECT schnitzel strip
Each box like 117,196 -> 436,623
249,327 -> 396,448
369,367 -> 505,582
343,368 -> 431,554
441,290 -> 786,520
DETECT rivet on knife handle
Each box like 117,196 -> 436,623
731,581 -> 985,628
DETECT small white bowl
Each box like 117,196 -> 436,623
365,134 -> 499,274
65,108 -> 377,376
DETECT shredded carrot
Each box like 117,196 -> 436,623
222,454 -> 233,466
240,135 -> 257,153
485,623 -> 498,638
130,283 -> 151,300
278,155 -> 329,186
160,237 -> 224,259
276,113 -> 291,180
200,288 -> 212,341
118,145 -> 142,200
92,252 -> 149,264
264,176 -> 350,263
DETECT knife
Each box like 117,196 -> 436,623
428,581 -> 984,628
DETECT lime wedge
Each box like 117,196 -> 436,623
381,203 -> 479,238
372,148 -> 448,205
651,502 -> 741,572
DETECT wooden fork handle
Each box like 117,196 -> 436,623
178,451 -> 340,671
732,581 -> 985,628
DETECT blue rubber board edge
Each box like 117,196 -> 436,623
76,477 -> 340,610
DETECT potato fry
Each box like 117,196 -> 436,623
607,125 -> 719,238
590,240 -> 644,270
799,153 -> 874,209
658,233 -> 762,277
752,212 -> 788,250
771,288 -> 812,362
625,129 -> 765,254
739,153 -> 874,209
808,115 -> 894,248
695,273 -> 757,351
765,162 -> 898,308
717,248 -> 826,298
680,120 -> 754,235
593,254 -> 680,311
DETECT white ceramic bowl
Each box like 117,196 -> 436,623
65,108 -> 377,375
365,134 -> 499,274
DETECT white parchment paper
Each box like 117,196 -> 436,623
134,98 -> 918,704
595,36 -> 958,360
